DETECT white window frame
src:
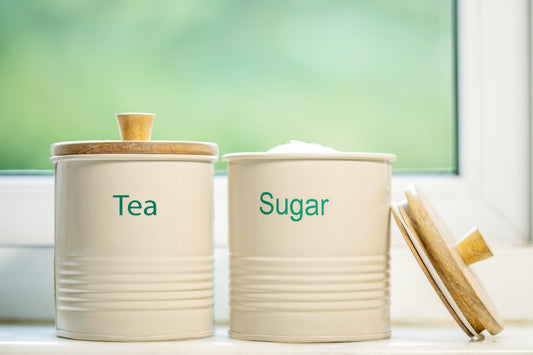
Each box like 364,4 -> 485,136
0,0 -> 530,322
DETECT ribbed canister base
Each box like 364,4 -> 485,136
230,255 -> 391,342
55,255 -> 213,341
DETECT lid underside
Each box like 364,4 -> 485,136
391,202 -> 478,338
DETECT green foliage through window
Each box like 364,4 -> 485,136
0,0 -> 456,173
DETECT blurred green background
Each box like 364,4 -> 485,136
0,0 -> 455,173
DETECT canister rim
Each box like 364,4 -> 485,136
222,152 -> 396,163
51,140 -> 218,157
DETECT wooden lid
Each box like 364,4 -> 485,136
391,184 -> 503,339
51,113 -> 218,157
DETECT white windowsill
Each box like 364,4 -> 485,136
1,323 -> 533,354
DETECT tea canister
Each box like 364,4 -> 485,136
223,143 -> 396,342
51,113 -> 218,341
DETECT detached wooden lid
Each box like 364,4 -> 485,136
391,184 -> 503,339
51,113 -> 218,157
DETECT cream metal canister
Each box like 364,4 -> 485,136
223,151 -> 395,342
51,113 -> 218,341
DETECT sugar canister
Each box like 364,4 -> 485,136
224,143 -> 395,342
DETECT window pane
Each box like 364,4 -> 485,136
0,0 -> 456,172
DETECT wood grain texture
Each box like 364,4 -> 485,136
116,113 -> 155,141
391,203 -> 474,337
456,227 -> 493,266
400,183 -> 503,336
52,112 -> 218,156
51,141 -> 219,156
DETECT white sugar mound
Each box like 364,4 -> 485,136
267,140 -> 339,153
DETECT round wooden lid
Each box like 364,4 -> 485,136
51,113 -> 218,157
391,184 -> 503,338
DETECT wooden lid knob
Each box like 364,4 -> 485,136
455,227 -> 493,266
116,113 -> 155,141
